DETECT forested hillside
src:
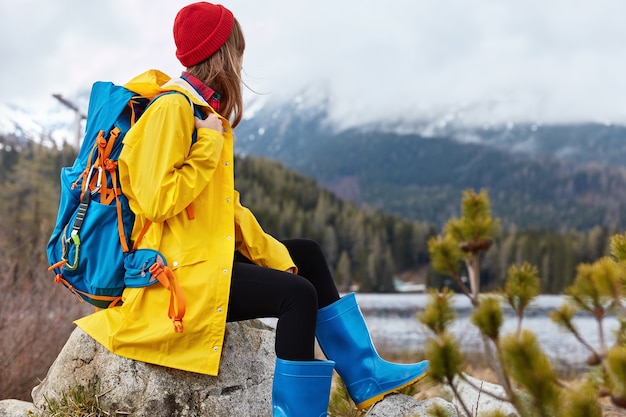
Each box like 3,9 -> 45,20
0,141 -> 618,295
300,129 -> 626,231
234,155 -> 435,292
232,154 -> 615,294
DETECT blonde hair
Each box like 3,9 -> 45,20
187,19 -> 246,128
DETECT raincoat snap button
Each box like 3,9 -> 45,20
223,269 -> 228,274
226,198 -> 231,203
172,261 -> 179,267
217,308 -> 223,313
226,235 -> 232,240
213,346 -> 219,351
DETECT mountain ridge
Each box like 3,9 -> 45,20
233,99 -> 626,230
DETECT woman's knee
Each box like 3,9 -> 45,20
282,238 -> 325,262
285,275 -> 318,311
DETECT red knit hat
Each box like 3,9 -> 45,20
174,2 -> 235,67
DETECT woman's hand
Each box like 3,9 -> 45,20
195,113 -> 224,133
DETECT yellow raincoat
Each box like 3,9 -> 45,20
75,70 -> 296,375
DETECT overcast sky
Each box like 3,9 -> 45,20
2,0 -> 626,127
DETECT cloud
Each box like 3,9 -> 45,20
2,0 -> 626,126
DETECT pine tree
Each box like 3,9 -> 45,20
334,250 -> 352,292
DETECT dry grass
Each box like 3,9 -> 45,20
0,228 -> 92,401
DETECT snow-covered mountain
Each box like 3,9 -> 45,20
235,94 -> 626,170
0,100 -> 84,150
3,91 -> 626,170
0,102 -> 47,146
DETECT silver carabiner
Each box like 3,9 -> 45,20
91,166 -> 103,195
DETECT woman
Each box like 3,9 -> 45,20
75,3 -> 428,416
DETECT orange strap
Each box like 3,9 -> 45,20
130,206 -> 191,251
100,158 -> 120,206
54,274 -> 122,308
186,204 -> 195,220
132,220 -> 152,251
109,168 -> 130,252
91,132 -> 107,191
48,259 -> 67,271
97,129 -> 116,205
104,127 -> 119,159
149,262 -> 186,332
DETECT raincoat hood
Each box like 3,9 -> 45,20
124,69 -> 210,108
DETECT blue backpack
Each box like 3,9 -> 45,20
47,81 -> 199,331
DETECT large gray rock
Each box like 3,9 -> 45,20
443,373 -> 519,417
32,321 -> 277,417
0,399 -> 33,417
29,319 -> 489,417
368,394 -> 458,416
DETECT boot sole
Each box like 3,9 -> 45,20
354,371 -> 429,410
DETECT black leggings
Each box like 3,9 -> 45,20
226,239 -> 340,360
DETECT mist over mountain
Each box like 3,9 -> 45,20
2,91 -> 626,231
238,93 -> 626,169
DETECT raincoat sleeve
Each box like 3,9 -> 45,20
233,190 -> 297,273
120,94 -> 225,223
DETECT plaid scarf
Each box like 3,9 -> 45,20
180,72 -> 221,112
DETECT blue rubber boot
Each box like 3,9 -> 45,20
316,293 -> 429,410
272,358 -> 335,417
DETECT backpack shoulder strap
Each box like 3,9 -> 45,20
150,91 -> 203,145
133,91 -> 199,242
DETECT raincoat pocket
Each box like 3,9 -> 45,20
124,248 -> 166,288
124,249 -> 187,332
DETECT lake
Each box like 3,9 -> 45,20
352,293 -> 617,372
